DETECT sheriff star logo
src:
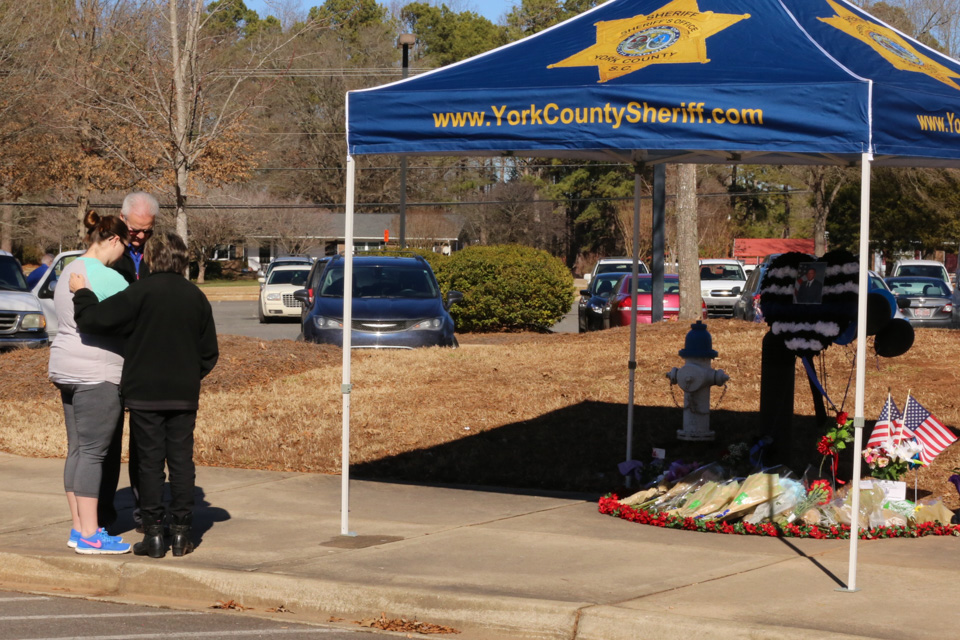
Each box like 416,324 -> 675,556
819,0 -> 960,90
548,0 -> 749,83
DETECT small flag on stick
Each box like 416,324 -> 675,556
902,394 -> 957,464
866,394 -> 901,449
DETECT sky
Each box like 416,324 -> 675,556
242,0 -> 522,25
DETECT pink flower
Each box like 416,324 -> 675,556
877,457 -> 889,468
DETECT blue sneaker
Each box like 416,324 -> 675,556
67,528 -> 123,549
75,530 -> 131,555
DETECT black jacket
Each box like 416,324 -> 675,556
112,249 -> 150,285
73,272 -> 218,410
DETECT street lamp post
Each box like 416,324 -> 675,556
398,33 -> 415,250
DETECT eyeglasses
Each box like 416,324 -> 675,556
129,227 -> 153,238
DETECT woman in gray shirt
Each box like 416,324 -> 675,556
48,211 -> 132,555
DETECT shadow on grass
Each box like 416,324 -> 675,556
353,401 -> 825,495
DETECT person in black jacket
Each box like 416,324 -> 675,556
71,231 -> 218,558
99,192 -> 158,531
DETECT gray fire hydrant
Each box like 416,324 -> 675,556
667,321 -> 728,442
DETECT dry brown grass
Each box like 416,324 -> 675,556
2,322 -> 959,505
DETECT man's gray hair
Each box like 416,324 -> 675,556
121,192 -> 159,219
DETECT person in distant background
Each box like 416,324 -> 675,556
25,253 -> 54,288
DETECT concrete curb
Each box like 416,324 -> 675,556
0,551 -> 883,640
0,551 -> 583,639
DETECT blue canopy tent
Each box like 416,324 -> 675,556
342,0 -> 960,589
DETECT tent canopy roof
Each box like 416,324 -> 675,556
347,0 -> 960,167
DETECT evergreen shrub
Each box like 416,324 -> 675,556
434,245 -> 573,332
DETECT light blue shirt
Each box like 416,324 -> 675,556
78,257 -> 128,301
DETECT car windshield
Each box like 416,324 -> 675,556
897,265 -> 947,279
620,277 -> 680,294
596,262 -> 648,275
267,269 -> 309,286
589,273 -> 623,297
700,264 -> 744,280
887,278 -> 950,297
0,257 -> 28,291
319,265 -> 439,299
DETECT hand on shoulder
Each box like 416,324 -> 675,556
69,272 -> 88,293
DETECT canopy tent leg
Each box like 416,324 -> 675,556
651,164 -> 666,322
625,167 -> 642,484
840,152 -> 872,592
341,156 -> 357,537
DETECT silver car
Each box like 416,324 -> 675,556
885,276 -> 953,328
699,259 -> 746,318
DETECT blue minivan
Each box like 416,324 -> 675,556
295,255 -> 462,348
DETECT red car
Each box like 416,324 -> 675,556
610,275 -> 706,325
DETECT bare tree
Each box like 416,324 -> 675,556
676,164 -> 701,320
87,1 -> 321,249
0,3 -> 61,251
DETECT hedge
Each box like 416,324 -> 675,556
434,245 -> 574,332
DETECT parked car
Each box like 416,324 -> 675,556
259,256 -> 313,288
577,272 -> 626,332
699,259 -> 746,318
609,274 -> 706,326
258,264 -> 311,323
583,257 -> 648,285
885,276 -> 954,328
890,259 -> 951,288
732,253 -> 815,322
299,256 -> 333,322
31,250 -> 83,338
0,250 -> 48,349
297,255 -> 462,348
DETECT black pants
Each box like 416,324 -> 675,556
98,423 -> 140,527
130,409 -> 197,525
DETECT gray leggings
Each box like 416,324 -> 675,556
58,382 -> 124,499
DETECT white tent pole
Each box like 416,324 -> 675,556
625,167 -> 641,481
843,151 -> 872,592
341,155 -> 356,537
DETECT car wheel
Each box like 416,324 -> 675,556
258,303 -> 268,324
452,336 -> 460,348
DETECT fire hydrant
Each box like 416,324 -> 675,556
667,321 -> 728,442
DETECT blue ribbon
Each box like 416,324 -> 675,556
801,356 -> 837,411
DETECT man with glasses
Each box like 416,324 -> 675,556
113,192 -> 158,285
98,191 -> 158,532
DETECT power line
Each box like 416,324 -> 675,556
1,190 -> 812,211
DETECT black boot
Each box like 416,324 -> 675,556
133,523 -> 166,558
170,516 -> 194,557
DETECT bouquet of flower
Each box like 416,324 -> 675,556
862,446 -> 910,481
779,479 -> 833,525
818,412 -> 854,479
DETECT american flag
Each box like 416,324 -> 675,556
902,394 -> 957,464
866,395 -> 901,449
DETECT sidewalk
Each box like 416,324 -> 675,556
1,450 -> 956,639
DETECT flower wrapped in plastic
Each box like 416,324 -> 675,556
744,477 -> 806,524
642,463 -> 726,512
711,472 -> 784,520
